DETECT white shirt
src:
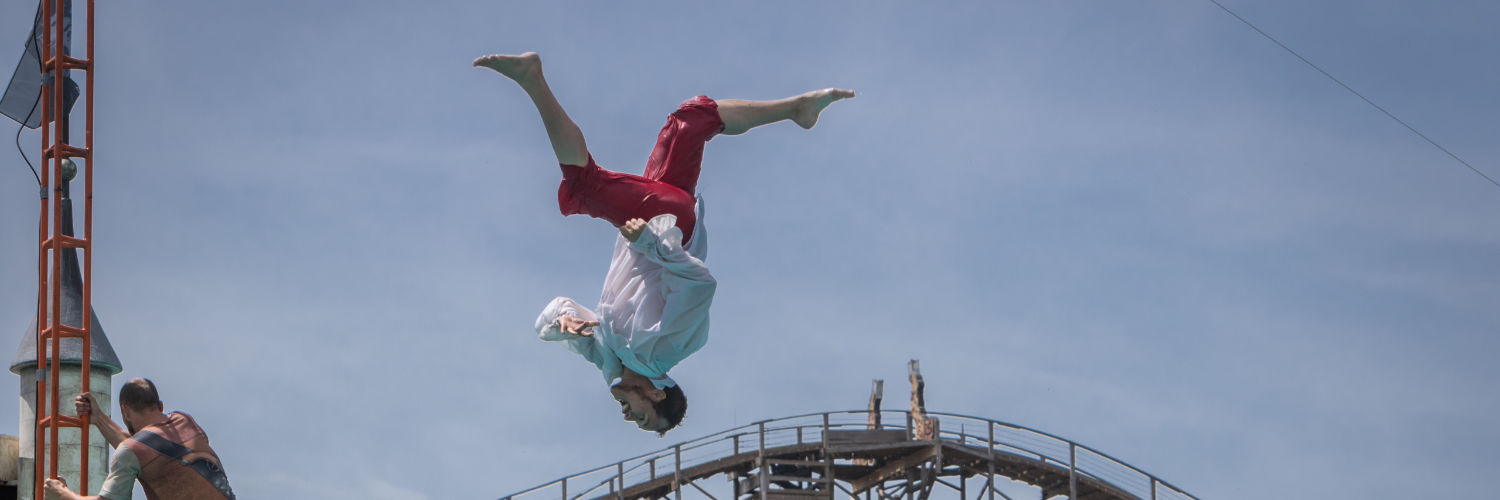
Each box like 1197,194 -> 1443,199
534,199 -> 715,389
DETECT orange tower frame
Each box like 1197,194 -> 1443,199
34,0 -> 96,498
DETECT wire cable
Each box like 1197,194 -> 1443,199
1204,0 -> 1500,190
14,105 -> 41,186
13,28 -> 43,186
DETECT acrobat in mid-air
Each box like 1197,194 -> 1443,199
474,52 -> 853,434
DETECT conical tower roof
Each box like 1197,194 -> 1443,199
11,180 -> 123,375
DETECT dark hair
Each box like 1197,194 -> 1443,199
118,378 -> 162,412
653,385 -> 687,437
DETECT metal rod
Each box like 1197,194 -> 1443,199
32,379 -> 43,500
758,422 -> 767,500
834,480 -> 856,498
987,422 -> 995,500
674,445 -> 682,500
1068,444 -> 1077,500
992,481 -> 1012,500
928,445 -> 943,500
687,479 -> 717,500
986,460 -> 995,500
47,0 -> 66,486
79,0 -> 97,488
34,2 -> 51,485
822,413 -> 831,500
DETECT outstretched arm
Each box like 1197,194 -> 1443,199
535,297 -> 606,364
43,478 -> 90,500
45,434 -> 140,500
75,393 -> 129,448
44,478 -> 118,500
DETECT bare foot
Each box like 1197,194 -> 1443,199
791,88 -> 856,129
473,52 -> 543,84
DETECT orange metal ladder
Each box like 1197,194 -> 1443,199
34,0 -> 96,498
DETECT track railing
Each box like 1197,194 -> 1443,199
500,410 -> 1197,500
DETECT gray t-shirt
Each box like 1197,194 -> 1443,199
97,445 -> 141,500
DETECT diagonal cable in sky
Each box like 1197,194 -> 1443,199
1205,0 -> 1500,190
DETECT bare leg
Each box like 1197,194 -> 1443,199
473,52 -> 590,166
716,88 -> 856,135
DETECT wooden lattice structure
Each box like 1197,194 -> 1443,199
501,408 -> 1198,500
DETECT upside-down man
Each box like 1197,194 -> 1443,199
475,52 -> 853,435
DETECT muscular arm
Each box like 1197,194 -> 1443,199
43,479 -> 92,500
75,393 -> 129,448
45,429 -> 140,500
45,481 -> 127,500
92,414 -> 129,449
43,485 -> 107,500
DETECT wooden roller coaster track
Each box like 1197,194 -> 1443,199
500,409 -> 1198,500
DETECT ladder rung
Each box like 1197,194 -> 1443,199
37,415 -> 86,428
44,144 -> 91,160
43,55 -> 91,72
40,235 -> 87,251
40,324 -> 88,339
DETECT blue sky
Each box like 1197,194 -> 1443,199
1,1 -> 1497,499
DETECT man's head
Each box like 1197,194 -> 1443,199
117,377 -> 163,434
652,385 -> 687,435
610,378 -> 688,436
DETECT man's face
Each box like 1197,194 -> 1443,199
610,385 -> 664,432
